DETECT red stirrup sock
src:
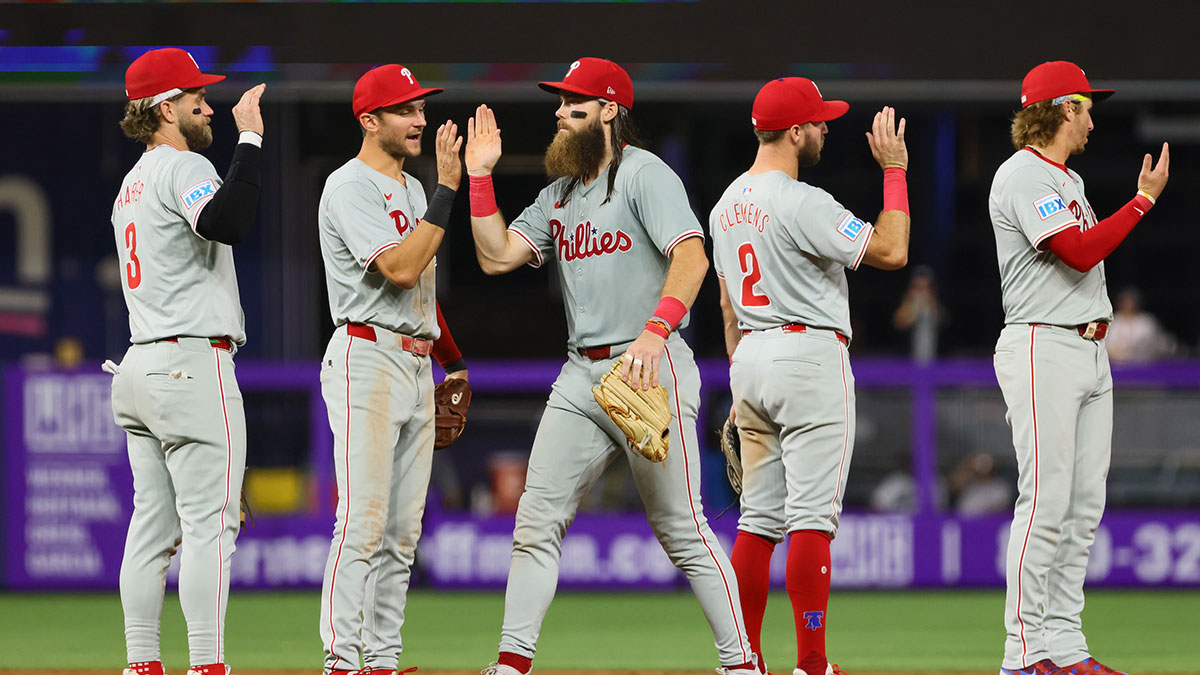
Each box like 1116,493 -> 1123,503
731,530 -> 776,662
498,652 -> 532,674
787,529 -> 832,675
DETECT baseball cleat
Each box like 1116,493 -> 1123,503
185,667 -> 230,675
999,659 -> 1057,675
1044,658 -> 1127,675
123,663 -> 165,675
480,664 -> 523,675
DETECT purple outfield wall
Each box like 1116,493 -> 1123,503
4,362 -> 1199,590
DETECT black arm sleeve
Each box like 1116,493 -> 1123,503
421,184 -> 456,229
194,141 -> 262,245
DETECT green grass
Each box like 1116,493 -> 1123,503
0,590 -> 1197,672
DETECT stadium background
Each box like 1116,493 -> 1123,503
1,1 -> 1198,672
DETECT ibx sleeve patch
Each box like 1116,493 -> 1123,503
181,179 -> 218,210
1033,193 -> 1067,220
836,213 -> 866,241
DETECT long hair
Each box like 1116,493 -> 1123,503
1010,98 -> 1080,150
119,89 -> 189,144
558,101 -> 644,205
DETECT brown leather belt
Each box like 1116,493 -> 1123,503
743,323 -> 849,345
347,322 -> 433,356
158,337 -> 233,351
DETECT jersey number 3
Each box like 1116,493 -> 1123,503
124,221 -> 142,290
738,242 -> 770,307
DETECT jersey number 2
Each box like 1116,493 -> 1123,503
124,221 -> 142,290
738,243 -> 770,307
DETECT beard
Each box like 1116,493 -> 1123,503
179,115 -> 212,152
544,119 -> 606,181
797,136 -> 822,168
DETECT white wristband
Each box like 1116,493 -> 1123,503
238,130 -> 263,148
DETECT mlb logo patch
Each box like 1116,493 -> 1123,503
1033,193 -> 1067,220
741,187 -> 752,197
836,214 -> 866,241
181,180 -> 217,209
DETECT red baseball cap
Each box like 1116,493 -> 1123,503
539,58 -> 634,109
1020,61 -> 1114,108
353,64 -> 443,118
752,77 -> 848,130
125,48 -> 225,102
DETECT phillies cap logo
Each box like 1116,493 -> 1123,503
400,67 -> 414,85
566,60 -> 581,78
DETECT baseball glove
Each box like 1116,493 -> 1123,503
592,358 -> 673,463
434,378 -> 472,449
719,417 -> 743,494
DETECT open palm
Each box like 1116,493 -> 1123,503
466,104 -> 503,176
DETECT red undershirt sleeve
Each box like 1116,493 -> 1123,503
1045,194 -> 1154,272
432,302 -> 465,371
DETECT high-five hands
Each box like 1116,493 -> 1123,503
466,104 -> 503,177
866,106 -> 907,171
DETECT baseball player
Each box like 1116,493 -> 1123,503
463,58 -> 756,675
710,77 -> 910,675
990,62 -> 1168,675
108,48 -> 265,675
316,64 -> 468,675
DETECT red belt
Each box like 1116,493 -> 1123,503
743,323 -> 848,345
159,337 -> 233,351
578,345 -> 616,360
347,322 -> 433,356
1031,321 -> 1109,340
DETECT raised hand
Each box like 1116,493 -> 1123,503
1137,142 -> 1170,201
465,104 -> 503,176
866,106 -> 907,170
232,83 -> 266,136
435,120 -> 463,191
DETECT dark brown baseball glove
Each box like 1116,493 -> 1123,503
434,378 -> 472,449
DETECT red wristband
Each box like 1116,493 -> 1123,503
469,174 -> 498,218
644,320 -> 670,339
883,167 -> 909,216
653,296 -> 688,330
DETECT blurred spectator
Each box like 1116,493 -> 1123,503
1106,287 -> 1176,363
870,455 -> 946,512
948,452 -> 1012,515
892,266 -> 945,363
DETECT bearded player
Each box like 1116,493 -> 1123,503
110,48 -> 265,675
710,77 -> 910,675
464,57 -> 756,675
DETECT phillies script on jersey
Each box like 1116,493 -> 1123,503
551,218 -> 633,261
716,201 -> 770,233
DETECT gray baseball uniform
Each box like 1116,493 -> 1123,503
109,144 -> 247,667
498,145 -> 752,666
709,171 -> 874,541
317,158 -> 438,674
990,147 -> 1113,669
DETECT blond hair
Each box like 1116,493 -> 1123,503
1010,98 -> 1081,150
